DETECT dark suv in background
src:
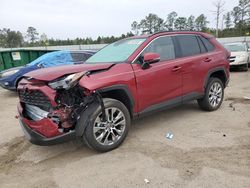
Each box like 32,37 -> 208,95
17,31 -> 230,152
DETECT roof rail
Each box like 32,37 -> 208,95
150,29 -> 198,36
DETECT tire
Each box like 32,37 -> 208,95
81,98 -> 131,152
198,77 -> 224,111
242,63 -> 248,71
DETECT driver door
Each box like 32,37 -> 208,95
131,36 -> 182,113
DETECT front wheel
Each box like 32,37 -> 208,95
198,77 -> 224,111
242,63 -> 248,71
82,98 -> 131,152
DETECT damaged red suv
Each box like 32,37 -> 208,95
17,31 -> 230,152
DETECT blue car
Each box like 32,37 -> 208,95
0,50 -> 96,91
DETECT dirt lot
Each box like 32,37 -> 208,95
0,71 -> 249,188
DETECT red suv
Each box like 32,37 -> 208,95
17,31 -> 230,152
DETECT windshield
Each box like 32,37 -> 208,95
85,38 -> 146,63
224,44 -> 246,52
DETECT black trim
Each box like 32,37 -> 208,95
19,118 -> 76,146
182,92 -> 204,102
172,36 -> 182,58
98,84 -> 135,110
138,92 -> 203,118
204,67 -> 228,88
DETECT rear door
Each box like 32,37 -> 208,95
131,36 -> 182,113
174,34 -> 214,98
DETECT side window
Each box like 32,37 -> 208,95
177,35 -> 200,57
143,36 -> 175,61
85,53 -> 93,59
71,53 -> 87,62
199,36 -> 215,52
197,36 -> 207,53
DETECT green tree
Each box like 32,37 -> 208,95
195,14 -> 209,31
239,0 -> 250,23
187,15 -> 195,30
40,33 -> 48,45
166,11 -> 178,30
231,6 -> 241,25
174,17 -> 187,30
26,26 -> 39,43
131,21 -> 140,35
0,29 -> 7,47
0,28 -> 23,48
224,12 -> 232,28
139,13 -> 164,34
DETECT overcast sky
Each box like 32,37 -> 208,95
0,0 -> 239,39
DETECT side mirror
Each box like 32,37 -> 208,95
144,52 -> 160,63
141,52 -> 160,70
37,62 -> 44,68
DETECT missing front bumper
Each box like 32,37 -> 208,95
19,117 -> 76,146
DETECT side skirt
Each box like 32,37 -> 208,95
135,92 -> 203,119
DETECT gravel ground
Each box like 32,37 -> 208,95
0,71 -> 249,188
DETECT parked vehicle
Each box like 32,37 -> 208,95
224,42 -> 250,71
17,31 -> 230,152
0,50 -> 95,91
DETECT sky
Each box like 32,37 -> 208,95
0,0 -> 239,40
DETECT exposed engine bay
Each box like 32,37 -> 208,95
21,86 -> 104,134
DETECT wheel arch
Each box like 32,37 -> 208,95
97,84 -> 135,118
204,67 -> 228,89
14,76 -> 23,89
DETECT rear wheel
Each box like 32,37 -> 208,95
83,98 -> 130,152
198,77 -> 224,111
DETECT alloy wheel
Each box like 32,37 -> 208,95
208,82 -> 223,107
93,107 -> 126,146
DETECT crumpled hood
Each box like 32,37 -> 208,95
25,63 -> 114,81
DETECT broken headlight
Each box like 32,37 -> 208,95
48,72 -> 85,90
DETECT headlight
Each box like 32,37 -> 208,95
48,72 -> 86,90
1,69 -> 20,78
239,54 -> 247,58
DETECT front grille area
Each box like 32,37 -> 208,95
19,90 -> 51,111
229,56 -> 236,63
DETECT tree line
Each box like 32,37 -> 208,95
131,0 -> 250,37
0,0 -> 249,48
0,27 -> 134,48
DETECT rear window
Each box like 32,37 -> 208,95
177,35 -> 201,57
199,36 -> 214,52
71,53 -> 88,62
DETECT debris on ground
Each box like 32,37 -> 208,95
229,103 -> 236,111
243,96 -> 250,100
166,132 -> 174,140
226,97 -> 250,104
144,179 -> 150,184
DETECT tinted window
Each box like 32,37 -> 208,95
71,53 -> 87,62
197,36 -> 207,53
177,35 -> 200,57
85,53 -> 93,59
143,36 -> 175,61
200,36 -> 214,52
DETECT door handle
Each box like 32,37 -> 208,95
172,66 -> 182,72
204,57 -> 212,62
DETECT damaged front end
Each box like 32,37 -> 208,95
17,72 -> 104,145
